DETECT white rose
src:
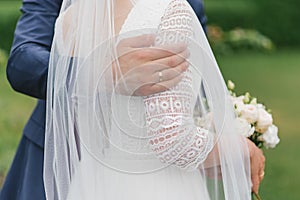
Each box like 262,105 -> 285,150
231,95 -> 245,113
240,104 -> 258,124
259,125 -> 280,148
256,108 -> 273,133
235,118 -> 255,137
256,103 -> 265,109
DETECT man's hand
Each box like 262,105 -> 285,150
247,139 -> 265,194
113,34 -> 189,96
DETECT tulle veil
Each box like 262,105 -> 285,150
44,0 -> 252,199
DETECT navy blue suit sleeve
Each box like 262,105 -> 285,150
6,0 -> 62,100
187,0 -> 207,32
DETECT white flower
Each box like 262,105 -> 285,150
231,95 -> 245,113
259,125 -> 280,148
256,103 -> 265,109
235,118 -> 255,137
256,108 -> 273,133
240,104 -> 258,124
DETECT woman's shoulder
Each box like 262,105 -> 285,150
163,0 -> 194,15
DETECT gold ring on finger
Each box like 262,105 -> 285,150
158,71 -> 163,82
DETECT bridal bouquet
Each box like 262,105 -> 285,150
227,80 -> 280,149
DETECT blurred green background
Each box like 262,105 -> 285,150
0,0 -> 300,199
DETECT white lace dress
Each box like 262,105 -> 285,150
66,0 -> 213,199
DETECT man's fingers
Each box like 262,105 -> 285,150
152,61 -> 188,82
150,74 -> 184,93
153,49 -> 189,68
116,36 -> 189,96
120,34 -> 155,48
118,47 -> 189,77
148,44 -> 188,61
119,43 -> 187,61
134,74 -> 184,96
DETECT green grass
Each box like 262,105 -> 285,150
0,1 -> 21,52
0,57 -> 35,187
0,1 -> 21,14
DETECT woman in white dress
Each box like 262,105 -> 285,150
44,0 -> 265,199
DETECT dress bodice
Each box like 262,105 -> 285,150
108,0 -> 175,159
119,0 -> 171,36
111,0 -> 213,172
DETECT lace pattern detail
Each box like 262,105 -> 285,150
144,0 -> 213,171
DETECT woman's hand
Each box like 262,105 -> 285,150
113,34 -> 189,96
247,139 -> 265,194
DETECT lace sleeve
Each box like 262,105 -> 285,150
143,0 -> 214,171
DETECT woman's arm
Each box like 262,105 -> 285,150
143,1 -> 265,194
144,0 -> 213,171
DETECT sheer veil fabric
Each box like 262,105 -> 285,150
44,0 -> 252,199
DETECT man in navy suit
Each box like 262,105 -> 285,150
0,0 -> 206,199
